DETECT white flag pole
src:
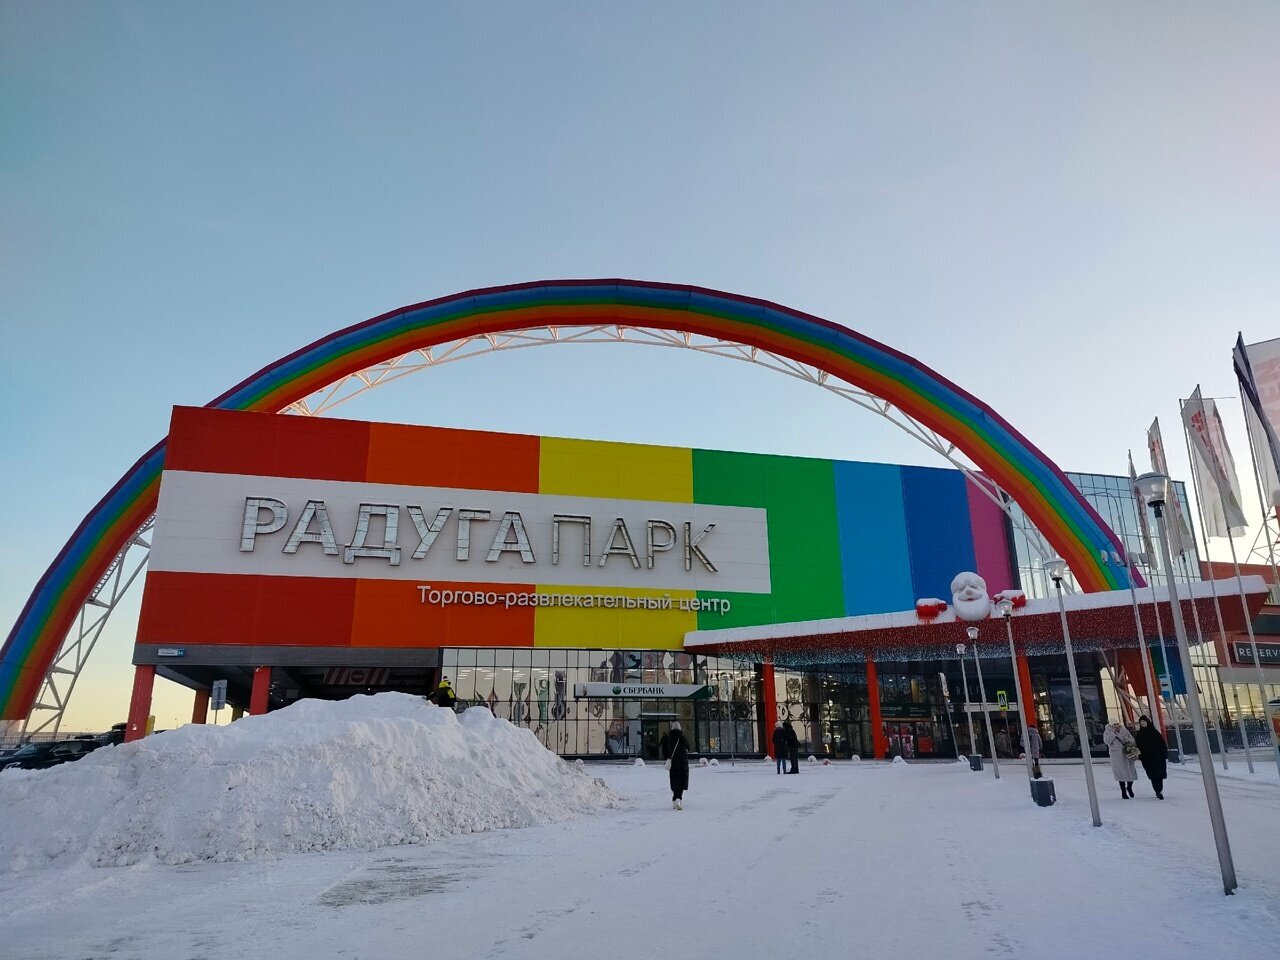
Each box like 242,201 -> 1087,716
1235,337 -> 1280,586
1181,395 -> 1253,771
1132,452 -> 1185,757
1241,398 -> 1280,587
1177,551 -> 1228,771
1232,394 -> 1280,777
1111,489 -> 1162,724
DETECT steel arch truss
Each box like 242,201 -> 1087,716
28,323 -> 1062,733
21,518 -> 154,738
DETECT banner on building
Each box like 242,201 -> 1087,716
1148,645 -> 1187,697
1180,386 -> 1248,538
1233,334 -> 1280,515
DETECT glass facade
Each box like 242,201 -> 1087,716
1008,472 -> 1201,599
440,648 -> 760,758
433,472 -> 1233,757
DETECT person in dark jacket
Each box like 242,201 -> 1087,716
1133,714 -> 1167,799
783,720 -> 800,774
771,722 -> 788,774
667,721 -> 690,809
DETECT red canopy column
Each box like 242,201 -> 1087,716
191,688 -> 210,725
250,666 -> 272,716
1016,653 -> 1037,729
124,665 -> 155,743
761,658 -> 778,758
866,656 -> 887,759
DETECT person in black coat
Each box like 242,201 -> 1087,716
1133,714 -> 1167,799
771,722 -> 788,774
783,720 -> 800,774
667,721 -> 690,809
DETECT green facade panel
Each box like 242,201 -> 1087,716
693,449 -> 846,630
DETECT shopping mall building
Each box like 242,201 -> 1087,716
127,405 -> 1265,762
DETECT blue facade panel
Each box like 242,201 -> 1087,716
833,462 -> 915,615
900,466 -> 978,603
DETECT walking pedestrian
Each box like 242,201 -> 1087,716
666,721 -> 690,810
1133,715 -> 1167,799
783,720 -> 800,774
1102,721 -> 1138,799
1026,724 -> 1043,779
995,728 -> 1011,758
771,722 -> 788,774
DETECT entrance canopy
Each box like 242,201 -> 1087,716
684,577 -> 1270,666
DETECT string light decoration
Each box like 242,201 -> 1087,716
687,581 -> 1265,667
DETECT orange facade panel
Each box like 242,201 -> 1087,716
350,580 -> 536,648
364,421 -> 539,492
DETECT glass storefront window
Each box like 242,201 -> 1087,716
441,648 -> 761,757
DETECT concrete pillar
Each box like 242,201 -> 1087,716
191,688 -> 210,725
125,665 -> 156,743
866,657 -> 887,760
249,666 -> 271,716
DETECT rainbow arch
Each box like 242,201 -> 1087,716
0,279 -> 1134,719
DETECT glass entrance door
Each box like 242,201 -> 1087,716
641,719 -> 673,761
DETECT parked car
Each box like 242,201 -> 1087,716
0,742 -> 57,771
0,738 -> 102,772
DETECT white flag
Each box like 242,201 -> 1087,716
1129,451 -> 1157,567
1180,387 -> 1248,538
1147,417 -> 1192,555
1234,333 -> 1280,515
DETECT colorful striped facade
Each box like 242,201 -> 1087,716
136,407 -> 1017,652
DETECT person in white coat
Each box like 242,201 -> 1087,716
1102,721 -> 1138,799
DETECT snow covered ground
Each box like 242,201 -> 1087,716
1,719 -> 1277,959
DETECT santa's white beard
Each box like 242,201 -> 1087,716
953,596 -> 990,621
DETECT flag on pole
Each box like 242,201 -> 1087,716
1233,333 -> 1280,515
1180,386 -> 1248,538
1147,417 -> 1192,555
1129,450 -> 1158,567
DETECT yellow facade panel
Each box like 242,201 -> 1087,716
539,436 -> 693,503
533,585 -> 697,650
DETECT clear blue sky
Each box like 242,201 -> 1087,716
2,2 -> 1277,729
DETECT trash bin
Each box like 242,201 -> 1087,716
1166,746 -> 1181,765
969,754 -> 983,771
1030,778 -> 1056,807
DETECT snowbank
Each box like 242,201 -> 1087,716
0,693 -> 616,870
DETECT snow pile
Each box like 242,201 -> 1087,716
0,693 -> 616,870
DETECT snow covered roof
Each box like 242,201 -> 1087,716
683,576 -> 1270,663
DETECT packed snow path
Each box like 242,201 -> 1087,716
3,758 -> 1278,959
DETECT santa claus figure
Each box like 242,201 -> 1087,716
949,571 -> 991,622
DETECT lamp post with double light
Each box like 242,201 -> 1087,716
1133,472 -> 1237,895
1043,556 -> 1102,828
997,598 -> 1036,785
966,625 -> 1000,779
955,643 -> 976,762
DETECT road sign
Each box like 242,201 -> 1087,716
211,679 -> 228,711
997,690 -> 1008,712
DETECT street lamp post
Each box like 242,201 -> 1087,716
1044,556 -> 1103,828
998,599 -> 1036,785
967,626 -> 1000,780
1134,472 -> 1237,895
1090,488 -> 1165,727
956,643 -> 976,763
